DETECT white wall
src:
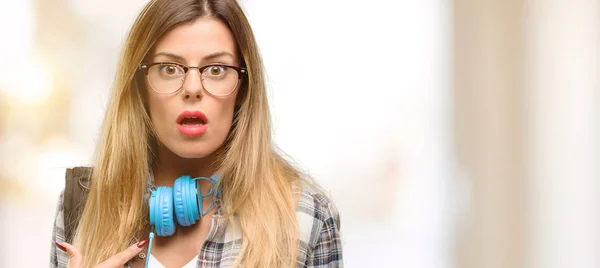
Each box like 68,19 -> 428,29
525,0 -> 600,267
244,1 -> 454,267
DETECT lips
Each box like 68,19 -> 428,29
177,110 -> 208,136
177,110 -> 208,125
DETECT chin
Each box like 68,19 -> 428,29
172,146 -> 217,159
158,133 -> 227,160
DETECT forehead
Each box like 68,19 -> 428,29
152,17 -> 237,62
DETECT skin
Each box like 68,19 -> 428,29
60,17 -> 242,268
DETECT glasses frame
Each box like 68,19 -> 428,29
138,62 -> 248,96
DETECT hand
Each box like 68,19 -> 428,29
55,239 -> 148,268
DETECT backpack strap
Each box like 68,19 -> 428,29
63,166 -> 93,244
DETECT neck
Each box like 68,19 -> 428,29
152,144 -> 220,188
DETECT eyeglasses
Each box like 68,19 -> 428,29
138,62 -> 247,96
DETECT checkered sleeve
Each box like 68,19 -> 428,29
50,190 -> 67,268
307,197 -> 343,267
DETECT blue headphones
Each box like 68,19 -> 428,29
147,173 -> 220,237
143,174 -> 221,267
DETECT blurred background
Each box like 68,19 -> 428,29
0,0 -> 598,267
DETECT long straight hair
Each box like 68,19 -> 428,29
72,0 -> 302,266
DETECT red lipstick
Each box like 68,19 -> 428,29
176,110 -> 208,136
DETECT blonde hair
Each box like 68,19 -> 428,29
72,0 -> 303,266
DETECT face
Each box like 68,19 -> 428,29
144,17 -> 241,159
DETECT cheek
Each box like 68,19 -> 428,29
147,95 -> 169,127
210,97 -> 237,136
146,97 -> 176,145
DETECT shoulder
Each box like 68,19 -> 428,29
293,180 -> 340,228
292,179 -> 344,266
292,180 -> 342,244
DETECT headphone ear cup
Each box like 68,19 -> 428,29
150,186 -> 176,236
174,176 -> 200,226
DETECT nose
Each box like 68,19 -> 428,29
182,67 -> 204,100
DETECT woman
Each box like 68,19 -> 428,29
49,0 -> 342,267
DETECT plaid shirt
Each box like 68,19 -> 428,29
50,181 -> 343,267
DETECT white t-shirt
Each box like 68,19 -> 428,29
147,254 -> 197,268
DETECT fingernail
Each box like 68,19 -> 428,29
55,241 -> 67,252
137,239 -> 148,248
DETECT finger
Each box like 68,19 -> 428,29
56,241 -> 82,268
97,239 -> 147,267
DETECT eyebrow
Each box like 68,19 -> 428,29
153,51 -> 235,63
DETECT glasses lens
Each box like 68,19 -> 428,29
201,65 -> 240,96
147,64 -> 185,94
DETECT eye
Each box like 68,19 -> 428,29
159,64 -> 183,76
206,65 -> 226,76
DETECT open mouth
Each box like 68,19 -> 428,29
177,110 -> 208,125
179,116 -> 205,126
176,110 -> 209,136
